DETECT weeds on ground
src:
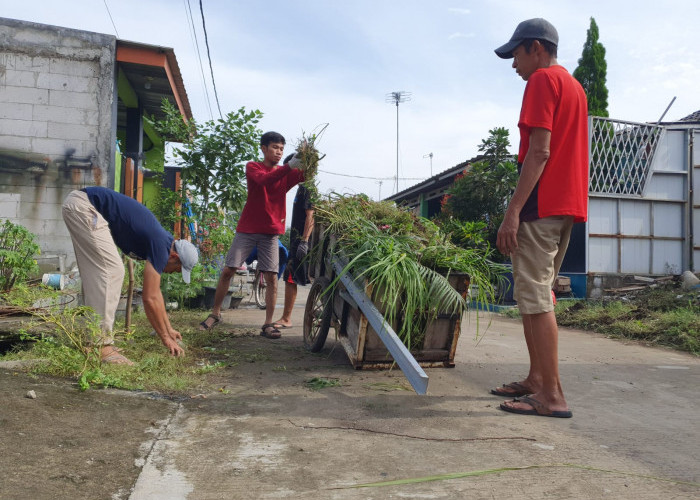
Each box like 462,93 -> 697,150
305,377 -> 341,391
497,281 -> 699,355
0,282 -> 60,308
1,307 -> 253,392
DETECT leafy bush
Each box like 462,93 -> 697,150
161,263 -> 206,305
0,219 -> 41,292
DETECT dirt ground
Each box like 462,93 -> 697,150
1,286 -> 699,499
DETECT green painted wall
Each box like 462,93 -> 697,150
419,193 -> 429,218
114,142 -> 122,191
116,71 -> 167,206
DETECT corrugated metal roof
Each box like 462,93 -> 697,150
386,155 -> 484,203
679,110 -> 700,123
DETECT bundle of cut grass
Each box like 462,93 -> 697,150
294,124 -> 328,203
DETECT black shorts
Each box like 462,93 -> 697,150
283,256 -> 309,286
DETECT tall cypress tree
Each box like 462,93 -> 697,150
573,17 -> 609,117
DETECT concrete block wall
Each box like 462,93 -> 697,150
0,17 -> 117,272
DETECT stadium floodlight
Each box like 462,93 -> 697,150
385,91 -> 412,194
423,152 -> 433,176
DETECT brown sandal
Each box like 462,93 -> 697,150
260,324 -> 282,339
490,381 -> 532,397
199,313 -> 222,331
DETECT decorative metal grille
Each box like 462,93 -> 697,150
589,117 -> 663,196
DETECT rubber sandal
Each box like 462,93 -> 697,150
273,322 -> 292,329
490,381 -> 532,397
260,324 -> 282,339
499,395 -> 572,418
199,313 -> 222,331
100,346 -> 135,366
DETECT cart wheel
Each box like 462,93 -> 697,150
303,276 -> 332,352
253,269 -> 266,309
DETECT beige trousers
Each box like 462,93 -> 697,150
62,190 -> 124,344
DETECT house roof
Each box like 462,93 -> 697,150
679,110 -> 700,123
386,155 -> 484,204
116,40 -> 192,122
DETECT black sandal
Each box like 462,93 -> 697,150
199,314 -> 222,331
260,323 -> 282,339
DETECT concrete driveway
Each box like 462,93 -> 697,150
1,285 -> 698,499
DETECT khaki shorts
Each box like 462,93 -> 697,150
511,216 -> 574,314
225,232 -> 279,272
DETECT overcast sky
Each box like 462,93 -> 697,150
3,0 -> 700,205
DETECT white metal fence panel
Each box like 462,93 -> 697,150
652,240 -> 683,275
589,117 -> 663,196
693,130 -> 700,272
588,118 -> 690,274
588,236 -> 617,272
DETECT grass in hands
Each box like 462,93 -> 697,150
294,123 -> 328,204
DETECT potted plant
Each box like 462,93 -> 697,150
195,206 -> 239,309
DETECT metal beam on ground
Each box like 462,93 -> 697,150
332,258 -> 429,395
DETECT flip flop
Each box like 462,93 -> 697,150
260,324 -> 282,339
199,313 -> 222,331
273,323 -> 292,329
100,346 -> 135,366
490,381 -> 532,397
499,395 -> 572,418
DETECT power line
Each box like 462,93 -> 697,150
199,0 -> 223,119
184,0 -> 214,120
318,169 -> 426,181
102,0 -> 119,38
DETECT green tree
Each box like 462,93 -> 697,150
573,17 -> 609,117
441,127 -> 517,253
152,99 -> 263,211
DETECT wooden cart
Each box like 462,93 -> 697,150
302,225 -> 469,393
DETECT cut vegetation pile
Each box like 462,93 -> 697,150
313,194 -> 508,349
555,278 -> 699,354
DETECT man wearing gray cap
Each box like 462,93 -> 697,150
491,19 -> 588,418
62,186 -> 199,364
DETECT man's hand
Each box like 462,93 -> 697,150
160,335 -> 185,357
288,154 -> 302,170
496,210 -> 520,256
296,240 -> 309,261
169,328 -> 182,342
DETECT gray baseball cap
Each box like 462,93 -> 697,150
495,18 -> 558,59
173,239 -> 199,283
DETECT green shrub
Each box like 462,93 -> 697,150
0,219 -> 41,292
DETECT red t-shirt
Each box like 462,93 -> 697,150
518,65 -> 589,223
236,162 -> 304,235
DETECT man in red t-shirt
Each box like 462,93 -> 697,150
491,18 -> 588,418
199,131 -> 304,338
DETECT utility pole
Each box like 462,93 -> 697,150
385,91 -> 411,194
423,152 -> 433,176
377,180 -> 383,200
